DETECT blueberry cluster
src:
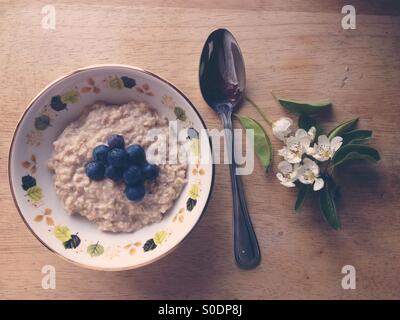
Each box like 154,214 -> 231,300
85,134 -> 159,201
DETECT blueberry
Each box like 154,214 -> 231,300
142,163 -> 159,181
107,148 -> 128,167
107,134 -> 125,149
123,165 -> 142,185
126,144 -> 146,165
104,166 -> 123,182
92,145 -> 110,165
124,184 -> 145,201
85,161 -> 105,181
50,95 -> 67,111
121,76 -> 136,89
21,175 -> 37,191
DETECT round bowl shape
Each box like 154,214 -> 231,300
9,65 -> 214,271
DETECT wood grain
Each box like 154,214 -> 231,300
1,0 -> 400,299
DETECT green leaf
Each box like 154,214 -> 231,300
298,114 -> 316,131
334,152 -> 379,166
244,96 -> 273,126
174,107 -> 187,121
87,242 -> 105,257
234,114 -> 272,171
332,144 -> 380,167
298,114 -> 323,137
26,186 -> 42,202
143,239 -> 157,252
327,118 -> 358,140
342,130 -> 372,145
154,231 -> 168,245
319,176 -> 341,230
61,90 -> 80,104
294,185 -> 308,212
54,225 -> 71,242
273,94 -> 331,115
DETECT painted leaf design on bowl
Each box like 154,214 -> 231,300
136,83 -> 154,96
87,242 -> 105,257
34,115 -> 51,130
54,225 -> 72,242
143,238 -> 157,252
143,230 -> 169,252
53,225 -> 81,249
186,183 -> 200,211
108,76 -> 124,89
63,234 -> 81,249
121,76 -> 136,88
61,89 -> 80,104
174,106 -> 187,121
50,95 -> 67,111
153,230 -> 168,245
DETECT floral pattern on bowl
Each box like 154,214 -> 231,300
9,65 -> 214,271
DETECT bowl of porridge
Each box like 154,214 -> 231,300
9,65 -> 214,270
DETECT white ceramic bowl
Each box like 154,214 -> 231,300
9,65 -> 214,271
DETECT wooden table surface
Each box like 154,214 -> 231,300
1,0 -> 400,300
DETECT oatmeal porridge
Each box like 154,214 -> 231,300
47,101 -> 187,232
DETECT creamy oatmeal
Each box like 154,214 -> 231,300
48,101 -> 187,233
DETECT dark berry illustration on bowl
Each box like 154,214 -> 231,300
50,90 -> 80,111
21,174 -> 43,204
143,238 -> 157,252
22,174 -> 36,191
34,114 -> 51,130
54,225 -> 81,250
186,183 -> 200,211
142,231 -> 168,252
63,233 -> 81,249
121,76 -> 136,88
50,95 -> 67,111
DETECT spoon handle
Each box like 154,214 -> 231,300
219,108 -> 261,269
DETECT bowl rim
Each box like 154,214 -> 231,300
8,64 -> 216,271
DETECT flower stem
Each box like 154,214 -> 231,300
270,90 -> 279,103
324,163 -> 334,176
244,96 -> 272,127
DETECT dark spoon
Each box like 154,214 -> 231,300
199,28 -> 261,269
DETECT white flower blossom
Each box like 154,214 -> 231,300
278,127 -> 316,163
307,126 -> 316,141
276,161 -> 299,187
272,117 -> 293,141
297,158 -> 324,191
308,135 -> 343,162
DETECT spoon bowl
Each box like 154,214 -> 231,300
199,28 -> 246,112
